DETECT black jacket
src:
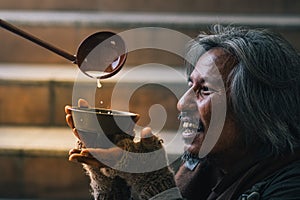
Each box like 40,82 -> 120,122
175,149 -> 300,200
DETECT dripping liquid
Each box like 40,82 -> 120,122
97,79 -> 102,88
84,71 -> 110,107
96,79 -> 105,108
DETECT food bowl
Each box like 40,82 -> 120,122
69,107 -> 139,148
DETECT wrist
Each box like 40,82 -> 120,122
83,165 -> 113,192
83,165 -> 131,200
134,167 -> 177,200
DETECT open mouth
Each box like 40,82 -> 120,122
180,117 -> 205,144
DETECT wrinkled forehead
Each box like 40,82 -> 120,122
192,48 -> 237,82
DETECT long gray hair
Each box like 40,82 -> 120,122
185,25 -> 300,156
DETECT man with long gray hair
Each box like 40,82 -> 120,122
65,25 -> 300,199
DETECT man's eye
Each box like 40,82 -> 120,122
199,86 -> 213,96
202,86 -> 209,92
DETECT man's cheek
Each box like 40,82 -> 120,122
198,98 -> 212,128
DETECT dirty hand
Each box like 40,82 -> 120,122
69,127 -> 177,200
65,99 -> 176,199
65,99 -> 130,200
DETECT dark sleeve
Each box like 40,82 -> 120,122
259,160 -> 300,200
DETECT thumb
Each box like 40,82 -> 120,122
78,98 -> 89,108
140,127 -> 163,151
140,127 -> 155,143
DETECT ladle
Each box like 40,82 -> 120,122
0,19 -> 127,79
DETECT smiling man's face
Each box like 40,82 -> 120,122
177,47 -> 240,158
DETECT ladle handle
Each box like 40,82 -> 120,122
0,19 -> 76,63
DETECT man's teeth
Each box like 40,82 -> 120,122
183,122 -> 198,129
182,128 -> 198,141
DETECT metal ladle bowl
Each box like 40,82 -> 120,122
0,19 -> 127,79
76,31 -> 127,79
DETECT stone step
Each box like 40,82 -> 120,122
0,11 -> 299,65
0,126 -> 182,199
0,63 -> 187,130
0,126 -> 90,199
0,0 -> 299,14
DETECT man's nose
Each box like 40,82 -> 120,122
177,88 -> 197,112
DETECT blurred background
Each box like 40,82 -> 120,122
0,0 -> 299,199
